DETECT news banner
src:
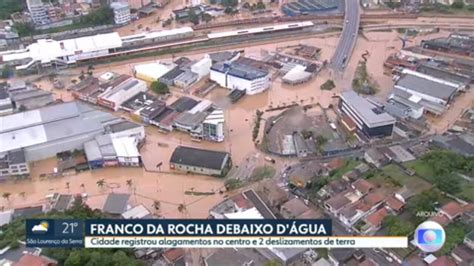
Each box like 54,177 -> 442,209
25,219 -> 407,249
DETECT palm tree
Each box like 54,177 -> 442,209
96,179 -> 106,189
66,182 -> 70,190
126,179 -> 133,189
177,203 -> 186,216
152,200 -> 161,216
80,183 -> 85,191
19,192 -> 25,199
2,192 -> 11,201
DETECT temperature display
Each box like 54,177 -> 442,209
26,219 -> 84,248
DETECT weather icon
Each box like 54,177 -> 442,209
31,221 -> 49,233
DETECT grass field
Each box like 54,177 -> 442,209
405,160 -> 474,202
367,164 -> 432,195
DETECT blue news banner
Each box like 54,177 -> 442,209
26,219 -> 332,248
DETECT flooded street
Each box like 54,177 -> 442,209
0,27 -> 457,218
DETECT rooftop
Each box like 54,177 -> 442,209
211,61 -> 269,81
11,88 -> 52,101
205,249 -> 254,266
169,97 -> 199,113
340,91 -> 396,128
170,146 -> 229,171
395,69 -> 459,101
103,193 -> 130,215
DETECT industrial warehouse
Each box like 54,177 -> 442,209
0,21 -> 315,73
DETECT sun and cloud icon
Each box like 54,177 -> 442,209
31,221 -> 49,233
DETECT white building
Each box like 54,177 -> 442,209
133,62 -> 174,82
210,62 -> 270,95
0,90 -> 13,116
111,2 -> 131,25
191,55 -> 212,79
98,78 -> 147,111
202,109 -> 225,142
112,137 -> 140,167
1,33 -> 122,71
27,0 -> 49,25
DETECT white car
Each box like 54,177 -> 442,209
385,256 -> 393,263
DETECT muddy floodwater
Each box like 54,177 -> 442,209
0,28 -> 456,217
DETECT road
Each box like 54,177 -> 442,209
331,0 -> 361,72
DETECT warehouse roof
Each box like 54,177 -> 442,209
170,146 -> 229,170
122,27 -> 193,43
340,91 -> 395,128
211,62 -> 269,81
133,62 -> 173,81
169,96 -> 199,112
174,111 -> 208,129
396,69 -> 459,101
112,137 -> 139,158
0,101 -> 117,154
2,32 -> 122,65
103,193 -> 130,215
11,89 -> 52,101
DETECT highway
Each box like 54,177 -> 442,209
331,0 -> 361,72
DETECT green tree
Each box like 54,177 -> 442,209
256,1 -> 266,9
1,65 -> 12,79
451,0 -> 465,9
407,191 -> 442,224
383,215 -> 414,236
221,0 -> 239,7
435,175 -> 461,195
188,8 -> 200,25
150,81 -> 169,94
96,179 -> 106,189
2,192 -> 11,201
0,0 -> 24,20
202,13 -> 213,23
320,79 -> 336,90
13,22 -> 35,37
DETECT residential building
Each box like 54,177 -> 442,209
121,204 -> 152,219
439,201 -> 463,220
210,61 -> 271,95
111,2 -> 131,25
257,179 -> 289,209
27,0 -> 49,25
364,148 -> 390,168
169,146 -> 232,176
98,77 -> 147,111
205,249 -> 255,266
202,109 -> 225,142
0,101 -> 122,162
339,91 -> 396,137
159,67 -> 184,86
280,198 -> 309,219
50,193 -> 74,212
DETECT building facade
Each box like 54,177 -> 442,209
170,146 -> 231,176
210,62 -> 270,95
339,91 -> 396,138
27,0 -> 49,25
111,2 -> 131,25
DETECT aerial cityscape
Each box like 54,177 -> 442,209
0,0 -> 473,265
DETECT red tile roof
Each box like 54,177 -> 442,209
352,179 -> 375,195
386,196 -> 405,212
429,214 -> 450,226
364,193 -> 384,206
440,201 -> 463,219
13,254 -> 57,266
162,248 -> 185,263
452,244 -> 474,262
430,256 -> 457,266
366,208 -> 388,227
358,258 -> 378,266
230,193 -> 251,209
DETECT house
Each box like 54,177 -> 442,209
439,201 -> 463,220
50,194 -> 74,212
339,91 -> 396,138
103,193 -> 130,216
385,196 -> 405,213
280,198 -> 309,219
162,248 -> 185,265
112,137 -> 141,167
362,207 -> 388,234
297,209 -> 323,219
205,248 -> 254,266
12,253 -> 58,266
169,146 -> 232,177
0,149 -> 30,179
0,242 -> 42,265
329,249 -> 355,266
324,191 -> 351,215
257,179 -> 289,208
257,248 -> 307,266
431,256 -> 457,266
288,162 -> 327,188
351,179 -> 375,197
338,193 -> 384,228
364,148 -> 389,168
451,244 -> 474,266
464,230 -> 474,250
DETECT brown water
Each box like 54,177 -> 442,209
3,29 -> 458,217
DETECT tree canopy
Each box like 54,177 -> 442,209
382,215 -> 414,236
150,81 -> 169,95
